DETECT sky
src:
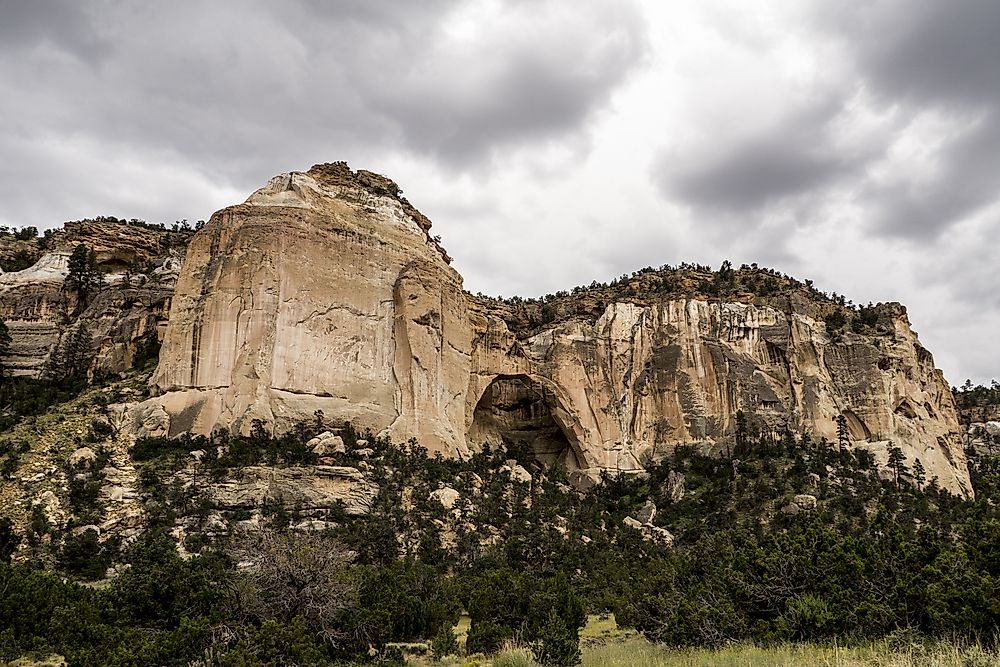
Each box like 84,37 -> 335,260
1,0 -> 998,386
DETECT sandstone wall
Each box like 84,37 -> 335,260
149,164 -> 472,454
0,222 -> 181,378
139,163 -> 972,497
466,297 -> 970,496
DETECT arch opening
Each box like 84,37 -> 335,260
469,374 -> 586,470
843,409 -> 873,441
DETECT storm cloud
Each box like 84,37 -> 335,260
0,0 -> 997,385
0,0 -> 645,200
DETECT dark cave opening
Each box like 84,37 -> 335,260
469,374 -> 583,470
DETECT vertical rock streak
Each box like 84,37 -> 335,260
136,163 -> 972,497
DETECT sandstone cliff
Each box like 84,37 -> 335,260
0,221 -> 188,377
468,295 -> 969,496
149,163 -> 471,455
139,163 -> 972,497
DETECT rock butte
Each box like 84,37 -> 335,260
0,220 -> 181,377
64,163 -> 972,496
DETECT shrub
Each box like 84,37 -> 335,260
431,623 -> 460,658
58,529 -> 107,580
0,518 -> 19,562
532,609 -> 581,666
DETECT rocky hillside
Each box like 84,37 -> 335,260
954,381 -> 1000,425
0,165 -> 994,666
0,219 -> 191,378
104,162 -> 970,496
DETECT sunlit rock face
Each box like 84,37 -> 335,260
143,162 -> 972,497
468,297 -> 971,497
150,163 -> 472,455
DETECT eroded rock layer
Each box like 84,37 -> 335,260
0,222 -> 185,377
467,297 -> 969,496
149,163 -> 471,454
141,163 -> 972,497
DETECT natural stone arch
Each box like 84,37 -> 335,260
843,409 -> 873,441
468,373 -> 590,470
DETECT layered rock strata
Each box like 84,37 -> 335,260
150,163 -> 471,454
139,163 -> 971,496
0,222 -> 185,377
467,297 -> 969,495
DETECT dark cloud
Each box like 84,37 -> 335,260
830,0 -> 1000,239
864,112 -> 1000,239
651,95 -> 878,252
0,0 -> 646,229
653,0 -> 1000,243
364,6 -> 645,167
826,0 -> 1000,106
0,1 -> 108,60
663,135 -> 849,212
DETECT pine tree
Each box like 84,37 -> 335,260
734,410 -> 748,455
836,414 -> 849,454
533,608 -> 582,666
43,323 -> 93,387
887,445 -> 907,490
0,319 -> 11,378
66,244 -> 99,303
912,458 -> 926,489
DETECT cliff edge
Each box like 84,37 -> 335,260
136,163 -> 971,497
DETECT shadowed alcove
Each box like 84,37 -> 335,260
469,374 -> 586,470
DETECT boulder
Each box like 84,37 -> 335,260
197,465 -> 377,516
666,470 -> 686,502
623,515 -> 674,546
794,494 -> 818,510
69,447 -> 98,469
429,487 -> 460,510
501,462 -> 532,485
635,500 -> 657,525
307,431 -> 346,456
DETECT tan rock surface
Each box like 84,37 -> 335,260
178,465 -> 377,516
140,162 -> 972,497
0,221 -> 185,377
466,297 -> 970,496
150,163 -> 471,455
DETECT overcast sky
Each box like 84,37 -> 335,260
1,0 -> 998,386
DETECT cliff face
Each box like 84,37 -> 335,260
149,163 -> 472,454
139,163 -> 972,496
0,221 -> 185,377
468,296 -> 968,495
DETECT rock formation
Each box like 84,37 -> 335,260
467,296 -> 970,496
149,163 -> 471,454
129,163 -> 970,497
0,221 -> 187,377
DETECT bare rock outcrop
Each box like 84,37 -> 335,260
466,297 -> 971,496
0,221 -> 185,377
138,162 -> 972,497
178,465 -> 378,516
149,163 -> 471,455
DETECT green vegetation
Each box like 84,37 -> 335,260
0,319 -> 11,378
2,351 -> 999,664
41,323 -> 94,389
66,244 -> 101,305
954,378 -> 1000,415
478,260 -> 892,339
5,410 -> 996,665
576,635 -> 1000,667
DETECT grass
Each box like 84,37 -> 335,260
579,637 -> 1000,666
412,616 -> 1000,666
